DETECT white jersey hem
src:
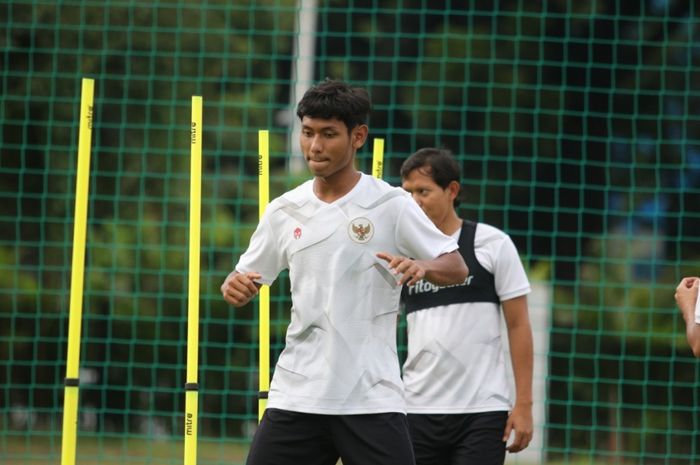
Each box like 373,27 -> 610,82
405,405 -> 511,414
267,402 -> 407,415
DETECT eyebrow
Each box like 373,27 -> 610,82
301,124 -> 341,132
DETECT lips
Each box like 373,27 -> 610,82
307,157 -> 329,166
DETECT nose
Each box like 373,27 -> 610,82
309,134 -> 322,153
411,193 -> 422,205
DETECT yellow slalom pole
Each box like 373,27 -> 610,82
372,138 -> 384,179
61,77 -> 95,465
184,95 -> 203,465
258,130 -> 270,422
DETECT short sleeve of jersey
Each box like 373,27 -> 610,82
234,206 -> 286,286
476,226 -> 530,301
395,197 -> 458,260
695,292 -> 700,325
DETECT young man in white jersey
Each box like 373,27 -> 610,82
675,276 -> 700,357
399,147 -> 534,465
220,80 -> 469,465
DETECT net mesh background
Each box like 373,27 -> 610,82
2,1 -> 699,464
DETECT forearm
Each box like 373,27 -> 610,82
419,250 -> 468,286
678,301 -> 700,357
685,319 -> 700,358
675,277 -> 700,356
509,324 -> 534,406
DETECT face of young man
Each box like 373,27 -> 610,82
299,116 -> 367,180
402,167 -> 459,231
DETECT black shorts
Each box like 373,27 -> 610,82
246,408 -> 415,465
407,411 -> 508,465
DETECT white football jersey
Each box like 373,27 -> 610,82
236,173 -> 458,414
403,223 -> 530,413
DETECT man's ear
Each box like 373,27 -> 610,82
352,124 -> 369,149
447,180 -> 461,201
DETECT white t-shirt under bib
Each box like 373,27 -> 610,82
403,223 -> 530,414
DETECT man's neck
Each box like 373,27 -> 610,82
313,170 -> 362,203
440,214 -> 463,236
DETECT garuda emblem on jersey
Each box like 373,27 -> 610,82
348,217 -> 374,243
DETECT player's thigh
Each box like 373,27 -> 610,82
246,408 -> 338,465
407,414 -> 451,465
332,413 -> 415,465
451,411 -> 508,465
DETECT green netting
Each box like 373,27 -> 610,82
2,0 -> 700,464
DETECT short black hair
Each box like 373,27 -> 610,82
400,147 -> 462,207
296,78 -> 372,132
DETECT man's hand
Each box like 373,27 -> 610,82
675,277 -> 699,318
376,249 -> 468,287
221,271 -> 262,307
503,403 -> 533,453
375,252 -> 426,286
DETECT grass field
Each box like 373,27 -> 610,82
2,434 -> 601,465
3,435 -> 249,465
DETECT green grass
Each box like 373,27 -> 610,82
2,435 -> 249,465
2,433 -> 611,465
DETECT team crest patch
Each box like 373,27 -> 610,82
348,217 -> 374,243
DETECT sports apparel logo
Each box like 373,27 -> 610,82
294,227 -> 302,239
348,217 -> 374,243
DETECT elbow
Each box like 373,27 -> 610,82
447,251 -> 468,285
460,263 -> 469,284
451,253 -> 468,284
692,341 -> 700,359
692,345 -> 700,359
688,328 -> 700,358
458,251 -> 469,283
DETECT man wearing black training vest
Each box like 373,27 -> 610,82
399,147 -> 534,465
